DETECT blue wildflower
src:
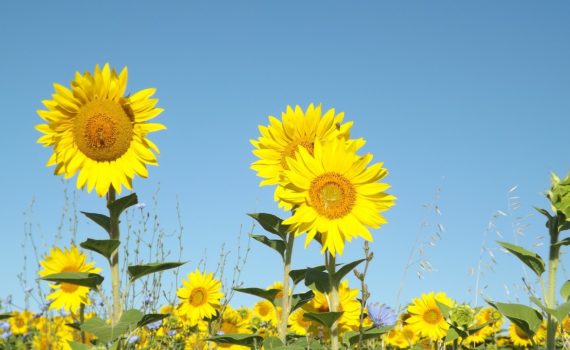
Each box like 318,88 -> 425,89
367,303 -> 396,327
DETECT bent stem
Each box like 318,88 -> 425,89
278,232 -> 295,343
107,187 -> 122,324
326,253 -> 339,350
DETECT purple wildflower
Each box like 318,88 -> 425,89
367,303 -> 396,327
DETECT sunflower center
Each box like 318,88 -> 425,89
74,99 -> 133,161
423,309 -> 442,324
309,172 -> 356,219
281,139 -> 314,169
189,288 -> 207,307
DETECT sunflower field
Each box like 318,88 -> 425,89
0,59 -> 566,350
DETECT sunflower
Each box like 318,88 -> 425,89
36,63 -> 165,196
177,269 -> 224,326
406,292 -> 454,341
386,323 -> 418,349
220,305 -> 250,334
278,137 -> 395,256
253,300 -> 278,326
508,323 -> 540,347
9,310 -> 33,335
38,246 -> 101,312
288,309 -> 312,336
251,104 -> 358,210
463,307 -> 503,345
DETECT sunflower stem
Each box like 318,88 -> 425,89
278,232 -> 295,343
107,187 -> 122,324
79,303 -> 86,343
326,253 -> 340,350
545,216 -> 560,350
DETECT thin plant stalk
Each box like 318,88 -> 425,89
278,232 -> 295,343
326,253 -> 339,350
546,217 -> 561,350
356,241 -> 373,350
107,187 -> 122,324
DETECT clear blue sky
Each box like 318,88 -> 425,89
0,1 -> 569,313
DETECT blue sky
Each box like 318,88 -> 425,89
0,1 -> 569,313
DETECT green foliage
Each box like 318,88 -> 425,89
234,287 -> 281,304
127,261 -> 186,282
250,234 -> 285,259
561,280 -> 570,301
263,336 -> 284,349
303,311 -> 343,329
333,259 -> 365,285
547,172 -> 570,221
344,326 -> 393,345
304,267 -> 331,294
0,313 -> 12,320
81,309 -> 143,344
530,296 -> 570,323
137,313 -> 170,328
208,333 -> 264,348
289,290 -> 315,313
68,341 -> 91,350
497,241 -> 545,276
289,265 -> 326,285
487,300 -> 542,338
108,193 -> 138,219
40,272 -> 104,289
80,238 -> 120,261
248,213 -> 289,240
81,212 -> 111,234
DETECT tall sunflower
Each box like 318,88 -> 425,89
177,269 -> 224,326
36,63 -> 165,196
406,292 -> 454,341
277,137 -> 395,256
38,246 -> 101,312
251,104 -> 357,210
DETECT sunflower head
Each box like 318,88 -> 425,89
38,246 -> 100,312
406,292 -> 454,341
177,269 -> 224,326
36,63 -> 165,196
279,137 -> 395,256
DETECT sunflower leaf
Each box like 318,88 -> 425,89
67,341 -> 91,350
304,267 -> 331,294
248,213 -> 289,240
81,212 -> 111,234
234,288 -> 281,304
250,234 -> 286,259
561,280 -> 570,301
263,336 -> 284,350
345,326 -> 393,345
334,259 -> 365,285
486,300 -> 542,338
303,311 -> 343,329
109,193 -> 138,218
289,265 -> 327,285
497,241 -> 545,276
289,290 -> 315,313
80,238 -> 120,261
80,309 -> 143,344
208,334 -> 264,347
40,272 -> 104,289
128,262 -> 186,282
137,313 -> 169,328
0,314 -> 12,320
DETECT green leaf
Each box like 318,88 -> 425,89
208,334 -> 264,347
81,309 -> 143,344
562,280 -> 570,301
435,300 -> 451,319
40,272 -> 104,289
345,326 -> 394,345
445,327 -> 462,342
109,193 -> 138,218
554,238 -> 570,247
0,314 -> 12,320
303,311 -> 343,329
497,241 -> 545,276
334,259 -> 365,284
304,267 -> 331,294
263,336 -> 284,350
128,261 -> 186,282
68,341 -> 92,350
487,300 -> 542,338
287,337 -> 323,350
552,301 -> 570,323
290,290 -> 315,313
250,234 -> 286,259
289,265 -> 326,285
248,213 -> 289,240
535,207 -> 553,219
137,313 -> 169,328
80,238 -> 120,261
234,288 -> 281,304
81,212 -> 110,234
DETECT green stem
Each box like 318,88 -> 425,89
326,253 -> 339,350
546,218 -> 560,350
107,187 -> 122,324
79,303 -> 86,344
278,232 -> 295,344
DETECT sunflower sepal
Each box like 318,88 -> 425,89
127,261 -> 186,282
39,271 -> 104,289
80,238 -> 120,261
